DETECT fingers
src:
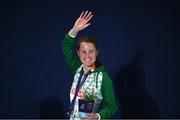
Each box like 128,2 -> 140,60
83,11 -> 89,18
79,11 -> 84,18
80,10 -> 93,20
88,113 -> 96,118
86,12 -> 93,21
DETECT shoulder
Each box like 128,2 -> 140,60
94,65 -> 105,73
94,66 -> 111,80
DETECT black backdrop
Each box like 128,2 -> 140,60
0,0 -> 179,118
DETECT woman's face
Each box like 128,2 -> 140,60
77,42 -> 99,67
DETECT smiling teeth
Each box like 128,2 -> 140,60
84,59 -> 91,62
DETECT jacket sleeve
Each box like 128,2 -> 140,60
98,71 -> 118,118
61,33 -> 81,75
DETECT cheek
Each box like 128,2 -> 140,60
78,52 -> 83,58
92,54 -> 97,60
79,55 -> 84,60
94,52 -> 98,58
79,55 -> 86,61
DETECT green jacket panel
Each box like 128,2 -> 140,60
61,34 -> 118,119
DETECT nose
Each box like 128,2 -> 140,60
85,53 -> 90,58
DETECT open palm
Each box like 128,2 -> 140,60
73,11 -> 93,31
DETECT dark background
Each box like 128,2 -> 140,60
0,0 -> 179,118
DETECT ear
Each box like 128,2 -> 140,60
96,49 -> 99,56
77,50 -> 80,57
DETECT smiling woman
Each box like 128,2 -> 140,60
77,37 -> 99,73
61,10 -> 117,120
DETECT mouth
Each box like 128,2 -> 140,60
83,58 -> 92,62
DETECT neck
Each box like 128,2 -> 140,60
83,64 -> 96,74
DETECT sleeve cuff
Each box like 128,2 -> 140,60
96,113 -> 101,120
68,29 -> 77,38
68,32 -> 76,38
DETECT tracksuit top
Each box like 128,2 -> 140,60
61,34 -> 117,119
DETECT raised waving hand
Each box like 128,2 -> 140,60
69,11 -> 93,37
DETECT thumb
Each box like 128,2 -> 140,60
80,23 -> 91,30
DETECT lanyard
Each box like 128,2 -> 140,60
68,68 -> 91,115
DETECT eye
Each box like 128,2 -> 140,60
89,50 -> 94,54
80,50 -> 86,54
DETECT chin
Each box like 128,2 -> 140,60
84,64 -> 91,67
82,60 -> 96,67
84,63 -> 93,67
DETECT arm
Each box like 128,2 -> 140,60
61,11 -> 93,74
87,71 -> 118,120
98,71 -> 118,118
69,10 -> 93,37
61,34 -> 81,75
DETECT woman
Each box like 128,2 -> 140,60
62,10 -> 117,120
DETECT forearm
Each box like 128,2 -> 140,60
98,72 -> 118,118
69,28 -> 79,37
98,102 -> 117,119
61,33 -> 80,74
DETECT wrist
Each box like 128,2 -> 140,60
96,113 -> 101,120
69,28 -> 79,37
